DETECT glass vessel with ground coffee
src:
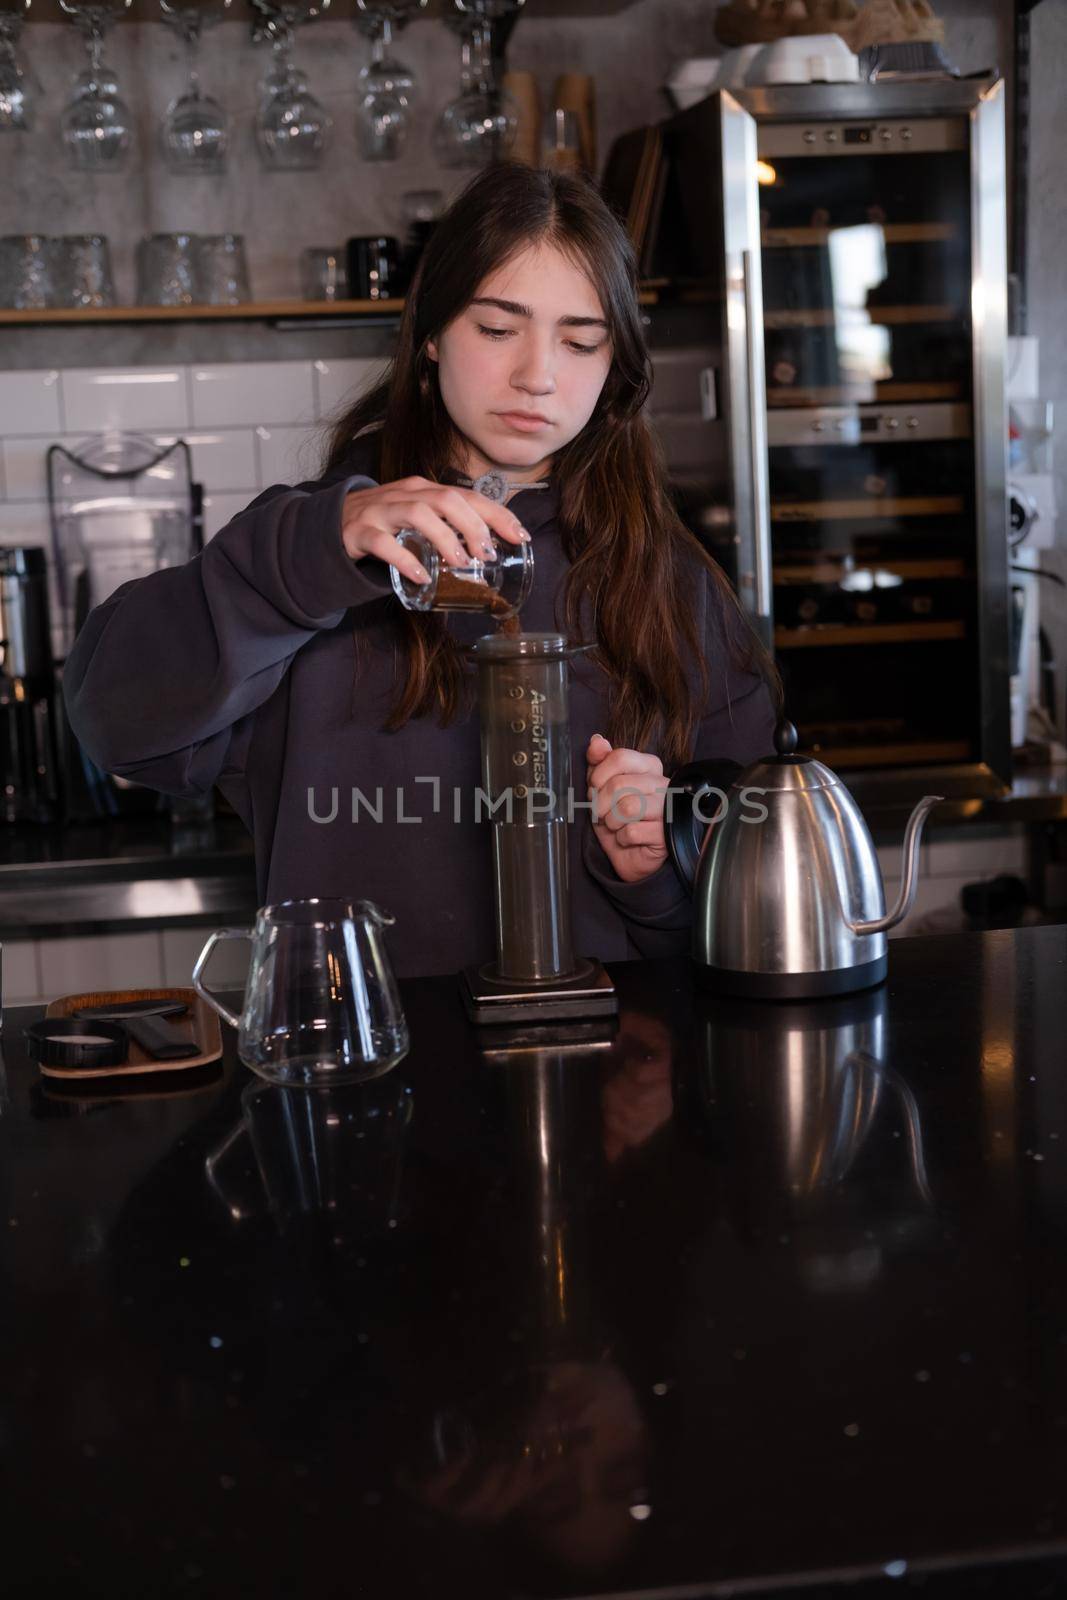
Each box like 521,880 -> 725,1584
390,527 -> 532,628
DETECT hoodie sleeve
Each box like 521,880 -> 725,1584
581,570 -> 776,960
63,470 -> 394,799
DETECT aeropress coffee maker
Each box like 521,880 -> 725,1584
461,632 -> 618,1024
391,477 -> 619,1026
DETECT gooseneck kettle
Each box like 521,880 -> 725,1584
666,720 -> 943,999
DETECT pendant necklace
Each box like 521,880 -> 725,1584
456,469 -> 551,503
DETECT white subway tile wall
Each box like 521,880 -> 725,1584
0,500 -> 52,548
63,366 -> 189,435
4,927 -> 251,1008
152,430 -> 259,494
0,369 -> 62,436
883,825 -> 1030,937
255,424 -> 323,489
190,361 -> 315,430
3,938 -> 41,1006
314,358 -> 387,422
38,930 -> 165,996
2,435 -> 58,501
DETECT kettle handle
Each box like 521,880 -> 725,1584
666,759 -> 745,889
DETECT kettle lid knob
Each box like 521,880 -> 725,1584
774,718 -> 799,756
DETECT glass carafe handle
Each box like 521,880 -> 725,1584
192,927 -> 251,1029
204,1119 -> 263,1221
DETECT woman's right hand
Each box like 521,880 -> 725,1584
341,477 -> 530,585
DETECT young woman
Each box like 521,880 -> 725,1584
65,164 -> 778,979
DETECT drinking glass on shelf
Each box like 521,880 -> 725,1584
59,0 -> 133,173
434,0 -> 520,169
53,234 -> 115,308
159,0 -> 232,176
542,105 -> 581,174
254,0 -> 333,172
392,188 -> 442,293
196,234 -> 250,305
136,232 -> 199,306
400,188 -> 442,227
301,246 -> 347,301
345,234 -> 398,300
353,0 -> 425,163
0,234 -> 54,309
0,1 -> 36,134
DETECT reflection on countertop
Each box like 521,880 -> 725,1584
3,926 -> 1067,1597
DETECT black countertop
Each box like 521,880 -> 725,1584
4,926 -> 1067,1598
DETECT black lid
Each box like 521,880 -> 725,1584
24,1017 -> 130,1070
771,717 -> 811,765
0,546 -> 47,578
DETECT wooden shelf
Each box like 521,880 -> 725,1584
773,558 -> 969,584
1,288 -> 662,326
775,620 -> 967,648
767,381 -> 964,407
764,305 -> 962,329
771,495 -> 965,522
762,223 -> 957,249
809,739 -> 972,768
0,299 -> 406,326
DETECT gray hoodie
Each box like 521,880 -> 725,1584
63,432 -> 775,978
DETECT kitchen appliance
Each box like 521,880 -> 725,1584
667,718 -> 942,997
461,632 -> 618,1024
0,546 -> 61,824
47,431 -> 200,820
346,234 -> 399,300
650,77 -> 1010,805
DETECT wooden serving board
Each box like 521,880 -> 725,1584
42,986 -> 224,1080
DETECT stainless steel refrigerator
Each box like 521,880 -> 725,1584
648,77 -> 1010,804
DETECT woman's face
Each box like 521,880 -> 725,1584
427,241 -> 614,483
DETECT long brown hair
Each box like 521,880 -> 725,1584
325,162 -> 778,772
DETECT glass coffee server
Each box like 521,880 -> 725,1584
657,78 -> 1010,803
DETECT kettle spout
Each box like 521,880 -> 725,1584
849,795 -> 943,937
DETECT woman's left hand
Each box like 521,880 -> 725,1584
585,733 -> 670,884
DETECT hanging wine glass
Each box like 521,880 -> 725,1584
159,0 -> 232,176
434,0 -> 521,170
0,1 -> 35,134
254,0 -> 332,172
58,0 -> 133,173
353,0 -> 425,164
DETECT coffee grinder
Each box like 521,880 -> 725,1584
0,547 -> 61,824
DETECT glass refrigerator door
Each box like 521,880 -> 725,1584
755,109 -> 1005,778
